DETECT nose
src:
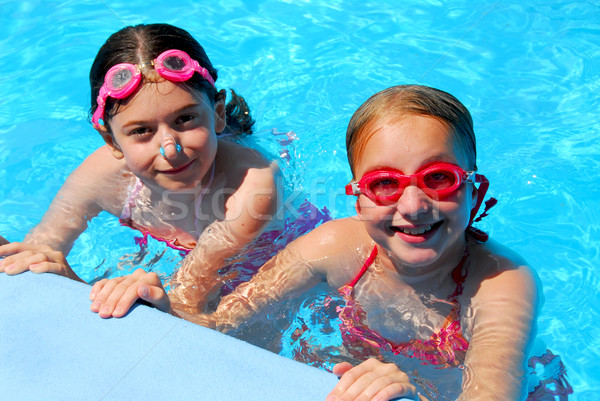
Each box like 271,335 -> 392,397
159,132 -> 181,160
395,185 -> 432,219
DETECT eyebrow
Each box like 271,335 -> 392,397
420,153 -> 460,166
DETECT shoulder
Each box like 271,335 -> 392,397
74,145 -> 129,179
467,239 -> 541,306
298,217 -> 366,247
216,138 -> 272,170
65,146 -> 132,212
216,139 -> 279,192
289,217 -> 370,285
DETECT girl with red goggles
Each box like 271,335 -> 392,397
187,85 -> 568,400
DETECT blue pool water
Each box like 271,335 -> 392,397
1,1 -> 599,399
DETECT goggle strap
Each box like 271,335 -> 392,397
469,175 -> 489,225
345,182 -> 360,195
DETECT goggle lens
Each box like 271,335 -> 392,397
369,177 -> 401,198
162,55 -> 187,71
422,170 -> 458,191
109,68 -> 134,90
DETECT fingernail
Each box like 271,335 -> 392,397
91,300 -> 101,311
4,264 -> 15,272
140,286 -> 149,298
89,291 -> 96,301
114,306 -> 124,316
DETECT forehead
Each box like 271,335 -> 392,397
355,115 -> 469,175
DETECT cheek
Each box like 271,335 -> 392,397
186,129 -> 217,152
357,197 -> 394,226
121,144 -> 156,171
439,191 -> 472,226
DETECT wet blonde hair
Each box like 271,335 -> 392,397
346,85 -> 477,177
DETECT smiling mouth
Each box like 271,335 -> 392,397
391,221 -> 443,235
161,160 -> 194,174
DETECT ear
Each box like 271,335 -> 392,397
470,183 -> 479,213
214,89 -> 227,134
99,131 -> 125,160
471,183 -> 479,205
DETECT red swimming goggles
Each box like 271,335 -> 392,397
345,162 -> 488,206
92,49 -> 216,129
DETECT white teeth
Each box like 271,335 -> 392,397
397,225 -> 433,235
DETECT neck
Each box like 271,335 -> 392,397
381,236 -> 468,289
145,161 -> 216,218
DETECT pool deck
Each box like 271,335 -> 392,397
0,272 -> 340,400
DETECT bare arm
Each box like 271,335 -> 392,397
459,246 -> 540,401
199,242 -> 322,330
0,146 -> 127,281
169,160 -> 280,312
26,146 -> 125,253
193,218 -> 362,331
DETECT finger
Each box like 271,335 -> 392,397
90,279 -> 108,301
372,382 -> 419,401
90,269 -> 149,309
1,250 -> 45,275
0,242 -> 52,257
110,285 -> 143,318
332,362 -> 354,378
359,375 -> 415,401
0,242 -> 21,257
29,261 -> 64,275
96,278 -> 134,318
137,285 -> 171,312
327,359 -> 399,401
103,270 -> 160,318
327,364 -> 370,401
90,277 -> 125,314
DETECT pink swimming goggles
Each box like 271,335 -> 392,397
346,162 -> 488,206
92,49 -> 215,129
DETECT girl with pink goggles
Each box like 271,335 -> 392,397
92,49 -> 215,129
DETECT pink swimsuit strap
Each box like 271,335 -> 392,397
347,246 -> 379,288
337,246 -> 470,367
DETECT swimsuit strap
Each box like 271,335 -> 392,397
448,247 -> 469,300
120,178 -> 144,220
347,246 -> 378,288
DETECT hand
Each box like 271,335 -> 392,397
326,358 -> 422,401
90,268 -> 171,318
0,241 -> 82,282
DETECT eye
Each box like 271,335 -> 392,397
369,177 -> 400,197
176,113 -> 196,125
424,171 -> 456,190
128,126 -> 153,139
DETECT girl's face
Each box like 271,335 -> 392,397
354,115 -> 477,275
103,80 -> 224,192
